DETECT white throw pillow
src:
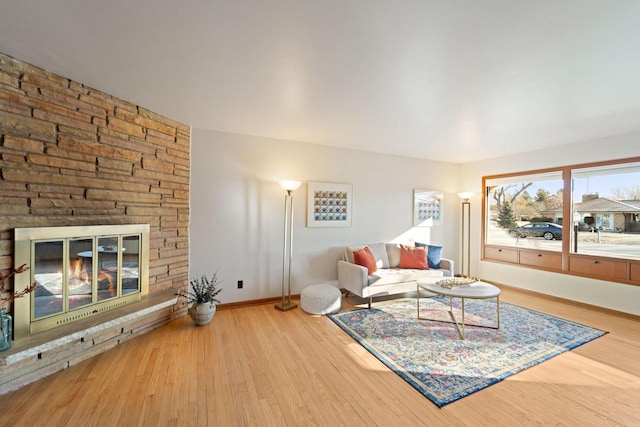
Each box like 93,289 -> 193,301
385,243 -> 401,268
367,243 -> 390,268
346,243 -> 390,269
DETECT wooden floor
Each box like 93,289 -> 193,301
1,286 -> 639,426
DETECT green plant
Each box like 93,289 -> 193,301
528,216 -> 554,223
176,272 -> 223,307
497,201 -> 517,228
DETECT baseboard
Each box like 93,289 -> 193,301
217,294 -> 301,310
485,280 -> 640,322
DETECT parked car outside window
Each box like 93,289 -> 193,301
508,222 -> 563,240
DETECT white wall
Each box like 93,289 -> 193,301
460,131 -> 640,315
190,129 -> 460,303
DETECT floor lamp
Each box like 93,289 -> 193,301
458,192 -> 473,278
275,180 -> 302,311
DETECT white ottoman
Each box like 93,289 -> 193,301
301,283 -> 342,315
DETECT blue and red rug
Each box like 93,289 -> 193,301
328,297 -> 606,407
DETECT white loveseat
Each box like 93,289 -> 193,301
337,243 -> 453,308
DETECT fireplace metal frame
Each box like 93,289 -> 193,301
14,224 -> 149,339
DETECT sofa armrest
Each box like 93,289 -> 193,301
337,260 -> 368,297
439,258 -> 454,277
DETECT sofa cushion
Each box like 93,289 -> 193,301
353,247 -> 377,275
415,242 -> 443,269
398,245 -> 428,269
427,245 -> 442,269
346,243 -> 390,268
385,243 -> 401,268
368,268 -> 442,287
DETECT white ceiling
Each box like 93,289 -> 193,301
1,1 -> 640,163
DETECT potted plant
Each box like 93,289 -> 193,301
176,272 -> 223,326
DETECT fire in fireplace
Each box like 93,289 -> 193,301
13,224 -> 149,338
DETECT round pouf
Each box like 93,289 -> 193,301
301,284 -> 342,315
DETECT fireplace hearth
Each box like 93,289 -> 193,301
13,224 -> 149,339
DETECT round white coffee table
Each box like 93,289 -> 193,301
416,278 -> 501,339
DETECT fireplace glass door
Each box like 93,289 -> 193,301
69,238 -> 94,310
32,234 -> 141,321
122,235 -> 140,295
33,241 -> 64,319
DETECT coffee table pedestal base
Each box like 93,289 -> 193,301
416,280 -> 501,340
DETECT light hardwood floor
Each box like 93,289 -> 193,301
1,286 -> 639,426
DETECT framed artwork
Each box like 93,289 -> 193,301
307,182 -> 353,227
414,189 -> 443,226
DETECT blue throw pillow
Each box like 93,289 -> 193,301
427,245 -> 442,269
414,242 -> 442,269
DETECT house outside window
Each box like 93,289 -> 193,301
571,162 -> 640,259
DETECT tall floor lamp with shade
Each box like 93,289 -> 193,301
275,180 -> 302,311
458,192 -> 474,277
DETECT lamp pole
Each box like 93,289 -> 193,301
458,192 -> 473,278
276,180 -> 301,311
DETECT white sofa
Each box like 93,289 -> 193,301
337,243 -> 453,308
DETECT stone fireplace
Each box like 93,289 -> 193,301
13,224 -> 150,339
0,53 -> 190,393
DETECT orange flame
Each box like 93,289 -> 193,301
68,258 -> 116,297
68,258 -> 90,289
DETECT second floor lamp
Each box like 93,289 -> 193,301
458,192 -> 473,277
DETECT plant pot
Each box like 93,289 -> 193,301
188,303 -> 216,326
0,308 -> 12,352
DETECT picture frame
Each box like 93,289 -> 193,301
307,182 -> 353,227
414,189 -> 443,226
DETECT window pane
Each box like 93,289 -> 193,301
486,174 -> 564,251
571,164 -> 640,260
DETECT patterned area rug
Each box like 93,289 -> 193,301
328,297 -> 606,407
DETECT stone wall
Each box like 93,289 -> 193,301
0,52 -> 190,302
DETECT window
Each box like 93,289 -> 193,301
485,171 -> 564,251
571,162 -> 640,260
483,157 -> 640,285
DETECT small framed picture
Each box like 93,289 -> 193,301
414,189 -> 443,226
307,182 -> 353,227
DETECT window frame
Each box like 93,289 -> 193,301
482,156 -> 640,287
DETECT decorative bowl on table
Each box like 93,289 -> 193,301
435,277 -> 479,289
